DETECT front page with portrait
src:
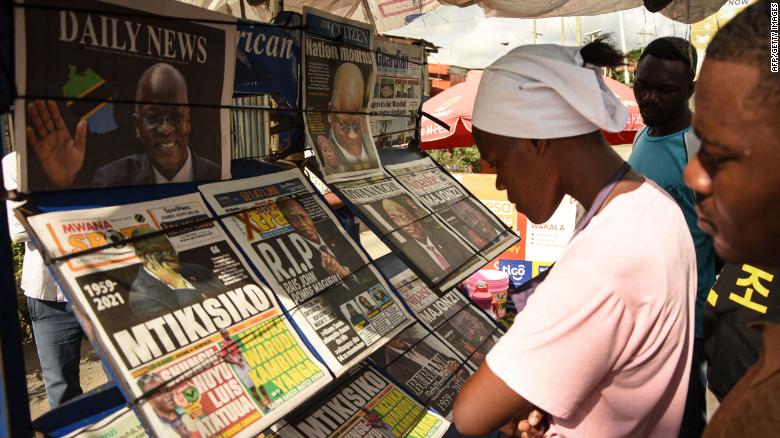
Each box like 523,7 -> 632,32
386,157 -> 519,260
333,173 -> 481,290
390,269 -> 501,370
199,169 -> 412,375
23,193 -> 331,437
302,7 -> 382,183
14,0 -> 234,192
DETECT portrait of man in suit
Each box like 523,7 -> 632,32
26,62 -> 221,189
446,198 -> 504,249
128,227 -> 223,320
379,330 -> 467,390
276,196 -> 361,284
314,62 -> 379,173
380,197 -> 470,282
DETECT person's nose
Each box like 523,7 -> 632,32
684,155 -> 713,198
348,127 -> 360,140
157,116 -> 175,136
641,89 -> 660,106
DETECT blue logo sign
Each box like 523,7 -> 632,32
499,260 -> 532,287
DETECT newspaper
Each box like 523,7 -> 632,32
234,18 -> 300,109
64,408 -> 146,438
302,7 -> 382,183
370,37 -> 424,149
274,365 -> 451,438
199,169 -> 413,375
386,157 -> 520,260
390,269 -> 500,369
370,322 -> 473,418
333,174 -> 480,290
24,193 -> 331,437
14,0 -> 234,192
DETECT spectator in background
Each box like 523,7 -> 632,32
682,1 -> 780,435
629,36 -> 716,437
3,150 -> 85,407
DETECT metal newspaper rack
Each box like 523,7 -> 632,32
0,2 -> 510,437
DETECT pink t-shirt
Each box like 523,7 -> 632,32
487,181 -> 695,437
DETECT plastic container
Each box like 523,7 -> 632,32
469,280 -> 494,314
467,270 -> 509,319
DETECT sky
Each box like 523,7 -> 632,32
386,5 -> 691,69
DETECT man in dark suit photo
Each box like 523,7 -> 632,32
128,227 -> 223,320
447,198 -> 504,250
276,196 -> 362,285
25,62 -> 221,189
378,330 -> 467,391
380,197 -> 470,282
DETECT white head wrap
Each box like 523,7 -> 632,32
472,44 -> 628,139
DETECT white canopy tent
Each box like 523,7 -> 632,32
437,0 -> 728,24
180,0 -> 728,32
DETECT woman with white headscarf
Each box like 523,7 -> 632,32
452,39 -> 695,437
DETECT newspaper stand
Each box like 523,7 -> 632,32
0,2 -> 514,436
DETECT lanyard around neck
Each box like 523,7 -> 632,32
509,162 -> 632,308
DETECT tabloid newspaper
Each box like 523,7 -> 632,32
332,174 -> 481,290
302,8 -> 383,183
370,37 -> 424,149
24,193 -> 332,437
390,269 -> 501,370
385,157 -> 520,261
370,322 -> 474,418
272,366 -> 451,438
199,169 -> 413,375
14,0 -> 234,192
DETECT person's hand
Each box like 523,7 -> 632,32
26,100 -> 87,188
499,409 -> 547,438
517,410 -> 547,438
316,135 -> 331,150
145,254 -> 187,288
321,252 -> 350,279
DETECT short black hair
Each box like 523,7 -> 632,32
706,0 -> 778,112
639,37 -> 698,79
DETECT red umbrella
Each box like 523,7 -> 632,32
420,72 -> 644,149
601,76 -> 645,145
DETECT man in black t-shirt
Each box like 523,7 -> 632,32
703,263 -> 780,400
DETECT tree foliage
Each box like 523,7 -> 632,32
427,146 -> 481,173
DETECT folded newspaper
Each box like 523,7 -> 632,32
24,193 -> 332,437
272,365 -> 451,438
370,322 -> 474,418
389,269 -> 501,370
385,157 -> 519,261
199,169 -> 413,375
